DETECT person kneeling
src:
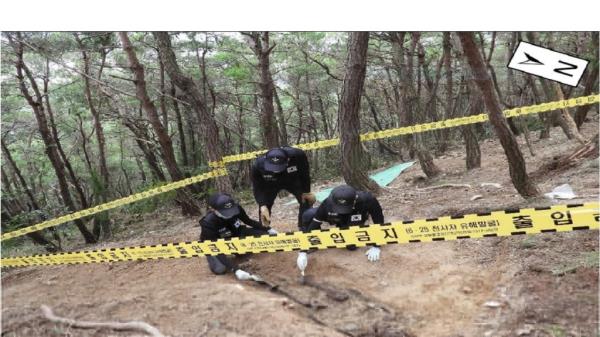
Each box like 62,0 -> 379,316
297,185 -> 384,274
199,193 -> 276,280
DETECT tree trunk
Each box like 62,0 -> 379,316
2,139 -> 41,211
458,32 -> 539,198
1,176 -> 24,217
463,123 -> 481,170
171,82 -> 189,167
75,35 -> 110,190
43,68 -> 89,210
273,88 -> 289,146
1,139 -> 61,250
505,32 -> 521,136
119,32 -> 201,215
158,57 -> 169,134
553,83 -> 586,144
135,155 -> 147,183
461,79 -> 482,170
525,75 -> 552,139
339,32 -> 379,193
391,32 -> 416,158
365,93 -> 400,156
289,79 -> 305,145
414,36 -> 443,177
545,32 -> 585,144
195,36 -> 217,114
76,113 -> 94,175
575,32 -> 599,128
9,33 -> 97,243
184,106 -> 199,168
315,89 -> 331,138
119,135 -> 134,197
234,93 -> 252,188
304,72 -> 320,173
118,112 -> 167,182
244,32 -> 280,148
75,34 -> 112,239
1,210 -> 59,252
438,32 -> 454,153
525,32 -> 578,140
152,32 -> 232,193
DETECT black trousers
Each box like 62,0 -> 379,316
258,186 -> 313,229
206,226 -> 269,275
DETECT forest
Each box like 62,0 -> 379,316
1,31 -> 599,337
2,32 -> 598,251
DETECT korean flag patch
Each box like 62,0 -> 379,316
351,214 -> 362,221
287,165 -> 298,173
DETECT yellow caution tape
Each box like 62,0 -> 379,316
209,94 -> 600,167
0,168 -> 228,241
2,203 -> 597,268
3,94 -> 598,241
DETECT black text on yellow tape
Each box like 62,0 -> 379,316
0,168 -> 228,242
5,94 -> 599,242
209,94 -> 600,167
2,203 -> 597,268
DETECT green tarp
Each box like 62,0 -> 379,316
285,161 -> 414,205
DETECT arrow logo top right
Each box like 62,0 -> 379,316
508,41 -> 589,87
519,52 -> 544,66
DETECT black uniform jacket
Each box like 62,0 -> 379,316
305,191 -> 384,232
251,147 -> 311,205
200,206 -> 266,241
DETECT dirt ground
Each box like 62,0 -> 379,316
2,119 -> 599,337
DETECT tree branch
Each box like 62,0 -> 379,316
301,50 -> 343,81
40,305 -> 165,337
13,35 -> 137,98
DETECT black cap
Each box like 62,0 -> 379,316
208,193 -> 240,219
264,148 -> 288,173
329,185 -> 357,214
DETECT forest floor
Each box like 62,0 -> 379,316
2,119 -> 599,337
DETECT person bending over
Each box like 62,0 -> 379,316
251,146 -> 315,230
297,185 -> 384,274
200,193 -> 276,279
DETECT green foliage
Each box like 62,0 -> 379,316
90,170 -> 106,196
0,235 -> 41,257
123,181 -> 178,215
2,210 -> 38,232
223,64 -> 251,81
0,206 -> 64,257
523,115 -> 545,132
1,31 -> 596,253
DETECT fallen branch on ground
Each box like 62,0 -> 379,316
40,305 -> 165,337
480,182 -> 502,188
417,183 -> 472,191
533,132 -> 599,178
